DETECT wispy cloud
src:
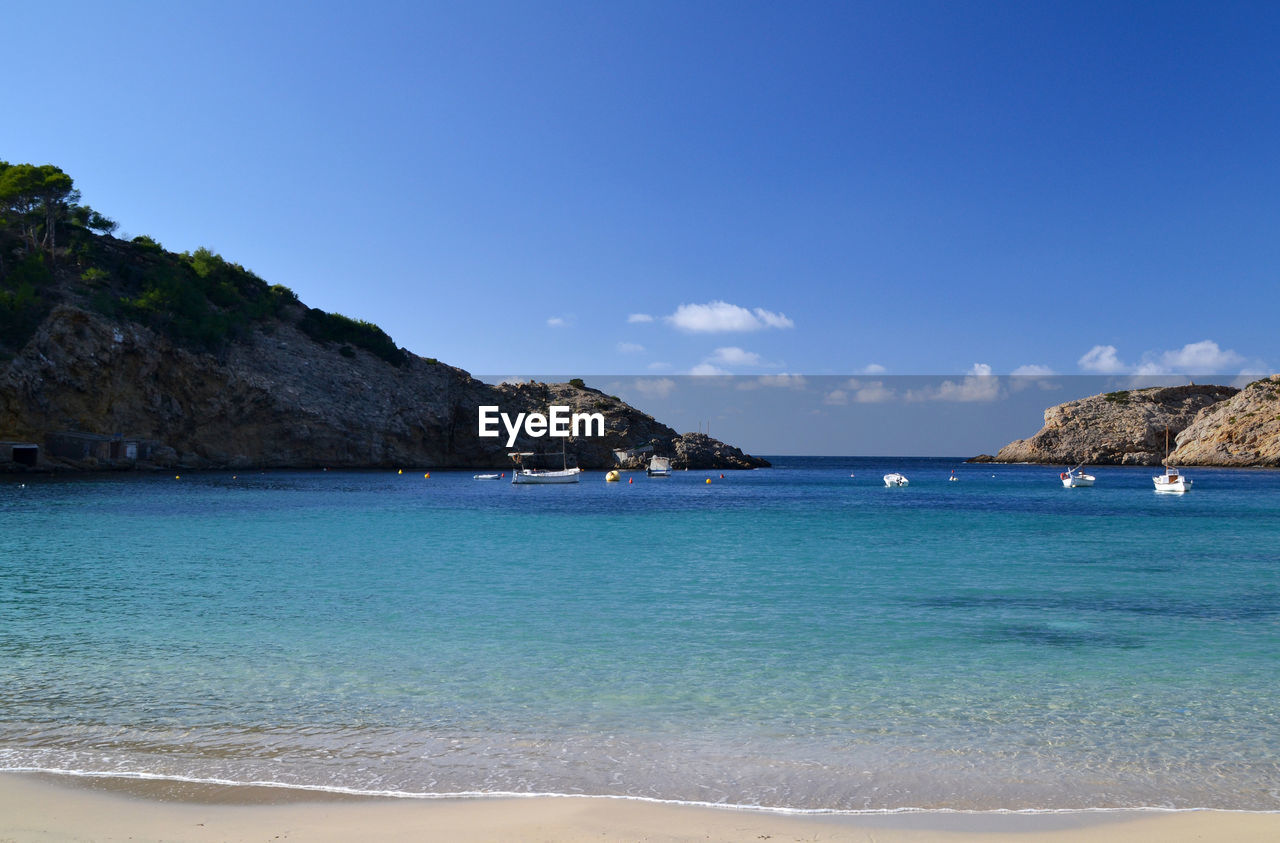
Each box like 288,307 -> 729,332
756,374 -> 807,389
632,377 -> 675,398
665,300 -> 794,333
1011,364 -> 1054,376
688,362 -> 730,376
861,363 -> 887,375
546,316 -> 569,328
627,313 -> 654,324
708,346 -> 763,367
906,364 -> 1001,402
616,342 -> 645,354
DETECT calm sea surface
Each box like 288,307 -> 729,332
1,457 -> 1278,811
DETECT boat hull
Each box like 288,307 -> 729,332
883,473 -> 908,487
512,468 -> 581,485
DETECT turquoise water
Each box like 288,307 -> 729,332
1,457 -> 1278,811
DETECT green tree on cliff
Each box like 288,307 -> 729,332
0,161 -> 116,266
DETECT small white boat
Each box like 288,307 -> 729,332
647,455 -> 672,477
948,470 -> 958,482
509,447 -> 581,485
1153,429 -> 1190,493
883,472 -> 909,487
1060,465 -> 1095,488
473,473 -> 502,480
1154,466 -> 1191,494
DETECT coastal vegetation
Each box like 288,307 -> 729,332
0,159 -> 407,363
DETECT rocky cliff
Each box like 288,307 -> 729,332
0,305 -> 768,473
1168,375 -> 1280,467
993,384 -> 1241,465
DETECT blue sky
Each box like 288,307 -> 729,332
8,1 -> 1278,387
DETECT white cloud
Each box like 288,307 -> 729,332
862,363 -> 887,375
1010,365 -> 1059,392
756,374 -> 807,389
616,342 -> 645,354
1136,340 -> 1246,375
632,377 -> 675,399
830,379 -> 896,404
627,313 -> 654,324
688,362 -> 730,376
906,364 -> 1000,402
853,381 -> 896,403
665,300 -> 794,333
646,361 -> 671,371
1079,345 -> 1127,374
708,346 -> 763,367
1080,340 -> 1256,376
546,316 -> 568,328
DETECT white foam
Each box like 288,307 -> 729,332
3,767 -> 1277,816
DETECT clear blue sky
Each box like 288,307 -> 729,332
8,1 -> 1278,384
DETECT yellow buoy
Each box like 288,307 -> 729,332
424,473 -> 430,478
606,470 -> 620,482
397,469 -> 402,475
705,478 -> 711,484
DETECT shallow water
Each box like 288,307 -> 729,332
1,458 -> 1277,810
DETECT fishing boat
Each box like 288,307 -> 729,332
646,455 -> 672,477
1060,465 -> 1095,488
509,442 -> 581,485
883,472 -> 909,487
1153,429 -> 1191,493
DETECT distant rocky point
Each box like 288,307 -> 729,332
985,379 -> 1280,467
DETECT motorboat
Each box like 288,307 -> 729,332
883,472 -> 909,487
1060,466 -> 1095,488
647,455 -> 672,477
473,473 -> 502,480
1153,429 -> 1190,493
1154,466 -> 1191,493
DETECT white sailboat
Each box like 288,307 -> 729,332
1153,429 -> 1191,493
883,472 -> 909,487
510,441 -> 581,484
1060,465 -> 1095,488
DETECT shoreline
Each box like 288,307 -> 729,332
5,773 -> 1280,842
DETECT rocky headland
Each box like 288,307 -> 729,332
0,222 -> 767,473
989,379 -> 1280,467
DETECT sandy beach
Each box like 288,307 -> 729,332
1,773 -> 1277,842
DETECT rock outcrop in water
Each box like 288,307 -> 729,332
991,384 -> 1243,465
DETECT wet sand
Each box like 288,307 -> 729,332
3,773 -> 1279,842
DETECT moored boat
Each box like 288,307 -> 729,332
1153,429 -> 1191,493
883,472 -> 909,487
1060,465 -> 1095,488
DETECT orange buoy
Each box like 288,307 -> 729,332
424,473 -> 430,478
629,477 -> 633,484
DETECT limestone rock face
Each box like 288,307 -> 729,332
0,306 -> 769,472
994,384 -> 1240,465
1170,375 -> 1280,467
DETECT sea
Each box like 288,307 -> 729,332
1,456 -> 1278,813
